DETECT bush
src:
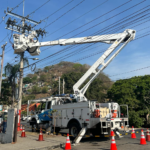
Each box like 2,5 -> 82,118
42,86 -> 48,93
32,85 -> 41,94
22,94 -> 35,104
23,77 -> 32,84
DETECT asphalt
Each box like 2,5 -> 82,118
20,121 -> 150,150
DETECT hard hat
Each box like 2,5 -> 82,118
4,110 -> 7,112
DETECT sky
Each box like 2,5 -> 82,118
0,0 -> 150,81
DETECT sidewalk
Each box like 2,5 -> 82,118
0,131 -> 66,150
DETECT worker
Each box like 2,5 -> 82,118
2,109 -> 8,133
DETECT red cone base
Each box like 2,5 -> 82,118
131,133 -> 136,139
65,134 -> 71,150
131,126 -> 136,139
20,130 -> 26,137
110,131 -> 117,150
140,129 -> 146,145
37,129 -> 44,141
146,129 -> 150,142
111,144 -> 117,150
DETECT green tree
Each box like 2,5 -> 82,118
39,74 -> 47,82
4,58 -> 29,107
42,86 -> 48,93
23,77 -> 32,84
31,85 -> 41,94
107,75 -> 150,127
22,94 -> 35,104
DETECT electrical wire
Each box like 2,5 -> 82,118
44,0 -> 86,28
23,2 -> 149,70
26,0 -> 51,17
47,0 -> 108,36
41,0 -> 74,22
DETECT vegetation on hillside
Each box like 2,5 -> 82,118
107,75 -> 150,127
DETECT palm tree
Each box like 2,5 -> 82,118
4,57 -> 29,107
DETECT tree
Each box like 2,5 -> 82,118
52,72 -> 109,102
107,75 -> 150,127
22,94 -> 35,104
42,86 -> 48,93
23,77 -> 32,84
4,57 -> 29,107
31,85 -> 41,94
39,74 -> 47,82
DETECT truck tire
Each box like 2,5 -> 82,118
69,122 -> 81,139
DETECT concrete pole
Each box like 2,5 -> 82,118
63,79 -> 65,94
0,42 -> 7,97
17,0 -> 25,131
59,77 -> 60,95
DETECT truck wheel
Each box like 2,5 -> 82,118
69,123 -> 81,139
55,127 -> 60,134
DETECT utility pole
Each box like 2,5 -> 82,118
0,42 -> 7,97
59,77 -> 60,95
18,1 -> 25,131
63,79 -> 65,94
4,0 -> 43,131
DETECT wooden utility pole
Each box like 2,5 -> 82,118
0,42 -> 7,97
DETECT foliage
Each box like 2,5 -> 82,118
22,94 -> 35,104
53,72 -> 109,102
107,75 -> 150,127
21,110 -> 27,116
42,86 -> 48,93
39,74 -> 47,82
23,77 -> 32,84
0,80 -> 12,105
73,63 -> 82,69
31,85 -> 41,94
32,75 -> 37,83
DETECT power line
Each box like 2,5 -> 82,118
26,0 -> 51,17
44,0 -> 85,28
47,0 -> 108,36
23,27 -> 150,76
41,0 -> 74,22
24,2 -> 148,70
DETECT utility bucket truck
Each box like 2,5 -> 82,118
14,29 -> 136,143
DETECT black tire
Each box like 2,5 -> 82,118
69,122 -> 81,140
55,127 -> 60,134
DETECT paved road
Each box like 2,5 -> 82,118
21,121 -> 150,150
57,129 -> 150,150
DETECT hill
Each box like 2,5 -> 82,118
22,61 -> 113,104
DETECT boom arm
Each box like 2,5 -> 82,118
13,29 -> 136,102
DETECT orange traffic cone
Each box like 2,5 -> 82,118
121,123 -> 124,129
20,124 -> 22,131
140,129 -> 146,145
131,126 -> 136,138
20,126 -> 26,137
37,128 -> 44,141
65,133 -> 71,150
110,131 -> 117,150
146,128 -> 150,142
